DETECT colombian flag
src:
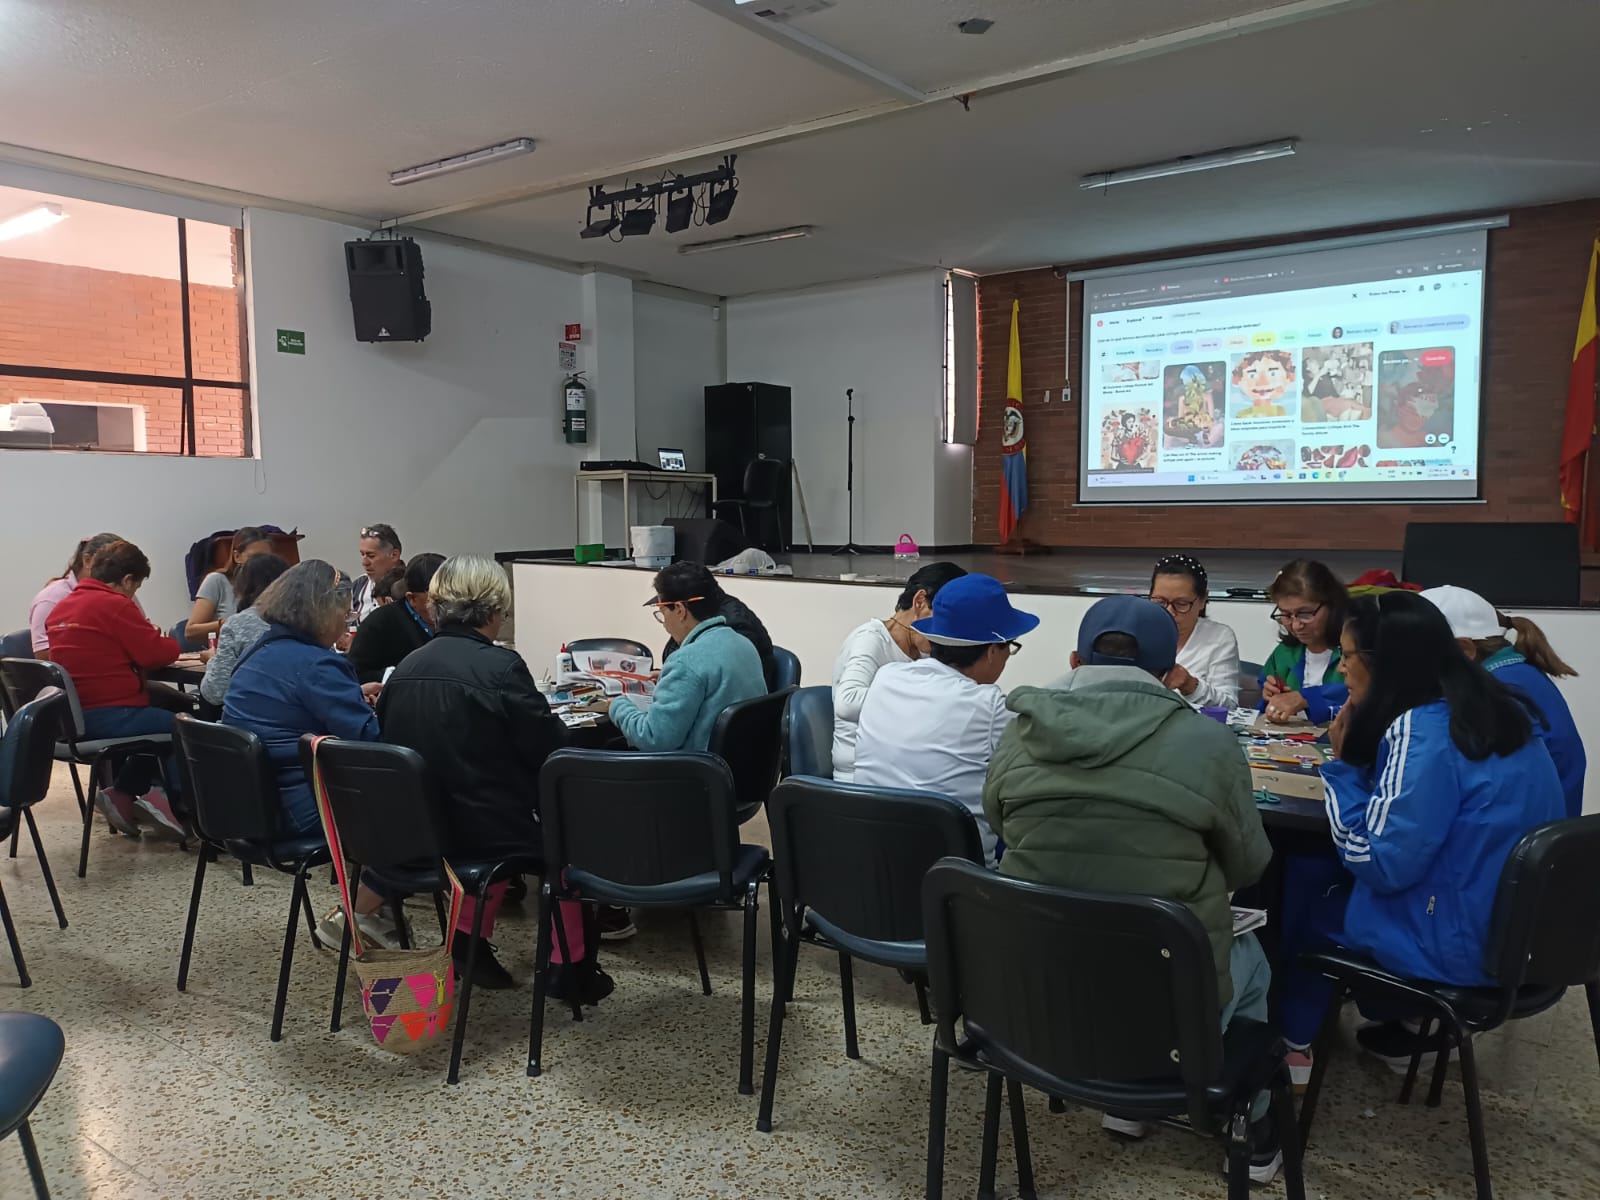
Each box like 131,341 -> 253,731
999,300 -> 1028,543
1560,238 -> 1600,548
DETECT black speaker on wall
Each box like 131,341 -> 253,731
705,381 -> 792,548
345,238 -> 431,342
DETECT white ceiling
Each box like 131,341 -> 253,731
2,0 -> 1597,295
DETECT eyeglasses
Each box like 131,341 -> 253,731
1148,595 -> 1197,614
1006,641 -> 1023,657
649,596 -> 704,623
1271,604 -> 1324,627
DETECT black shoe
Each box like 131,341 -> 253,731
505,874 -> 530,905
451,933 -> 515,990
546,961 -> 616,1006
598,905 -> 637,941
1356,1020 -> 1455,1074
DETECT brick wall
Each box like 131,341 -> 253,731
973,197 -> 1600,551
0,256 -> 248,457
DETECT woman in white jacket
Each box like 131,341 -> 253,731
830,561 -> 967,780
1148,553 -> 1240,710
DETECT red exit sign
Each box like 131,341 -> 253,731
565,323 -> 582,341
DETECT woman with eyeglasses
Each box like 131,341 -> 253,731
1260,558 -> 1350,723
1148,554 -> 1240,709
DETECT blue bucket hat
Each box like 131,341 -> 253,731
912,574 -> 1040,646
1076,595 -> 1179,675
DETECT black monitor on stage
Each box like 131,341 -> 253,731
1402,522 -> 1580,607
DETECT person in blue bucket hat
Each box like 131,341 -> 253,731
854,574 -> 1040,864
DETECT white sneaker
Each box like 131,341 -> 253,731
314,905 -> 411,952
1101,1113 -> 1153,1139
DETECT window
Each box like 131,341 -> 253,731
0,185 -> 250,456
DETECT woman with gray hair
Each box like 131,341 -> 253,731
379,555 -> 605,999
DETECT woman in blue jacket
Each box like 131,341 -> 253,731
1282,590 -> 1563,1070
1423,585 -> 1586,818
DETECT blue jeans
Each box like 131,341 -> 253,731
1276,851 -> 1354,1046
81,706 -> 177,796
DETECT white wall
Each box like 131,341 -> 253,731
726,271 -> 972,549
631,286 -> 723,528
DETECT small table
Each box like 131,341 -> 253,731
149,659 -> 207,688
573,470 -> 718,551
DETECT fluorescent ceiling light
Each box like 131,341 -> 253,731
1079,139 -> 1297,190
679,226 -> 813,256
0,203 -> 66,243
389,138 -> 536,186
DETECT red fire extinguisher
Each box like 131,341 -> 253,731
563,372 -> 589,445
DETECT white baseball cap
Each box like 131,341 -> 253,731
1421,585 -> 1508,640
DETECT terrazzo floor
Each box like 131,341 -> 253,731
1,770 -> 1598,1200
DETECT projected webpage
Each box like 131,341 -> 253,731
1078,230 -> 1486,504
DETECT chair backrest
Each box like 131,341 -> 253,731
742,455 -> 787,503
922,859 -> 1226,1130
172,715 -> 284,843
566,637 -> 653,663
770,777 -> 981,949
1484,815 -> 1600,992
1238,659 -> 1264,711
295,736 -> 446,868
169,618 -> 204,653
709,687 -> 794,821
770,645 -> 801,691
0,689 -> 65,812
0,658 -> 86,741
539,748 -> 740,897
0,630 -> 32,661
782,686 -> 833,779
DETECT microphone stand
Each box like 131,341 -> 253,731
833,387 -> 865,556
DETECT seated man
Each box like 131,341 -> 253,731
661,569 -> 778,691
983,595 -> 1279,1180
611,562 -> 766,752
351,523 -> 404,624
347,552 -> 444,684
853,574 -> 1037,865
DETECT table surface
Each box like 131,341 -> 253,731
150,658 -> 206,685
575,469 -> 716,482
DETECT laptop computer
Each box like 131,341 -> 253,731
657,448 -> 687,472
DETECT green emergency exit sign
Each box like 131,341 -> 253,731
276,329 -> 306,355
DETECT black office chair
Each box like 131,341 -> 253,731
1239,659 -> 1264,712
530,748 -> 771,1094
1298,815 -> 1600,1200
172,716 -> 332,1042
0,1011 -> 64,1200
300,736 -> 542,1084
770,646 -> 801,692
757,777 -> 983,1133
0,632 -> 30,684
0,658 -> 180,878
921,859 -> 1305,1200
169,618 -> 205,653
712,455 -> 788,552
781,686 -> 833,779
0,690 -> 71,940
708,688 -> 795,824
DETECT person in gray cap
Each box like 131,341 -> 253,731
982,595 -> 1281,1180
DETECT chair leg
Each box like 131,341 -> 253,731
783,917 -> 801,1007
270,865 -> 309,1042
977,1071 -> 1003,1200
1455,1031 -> 1494,1200
688,911 -> 713,996
1586,980 -> 1600,1076
926,1045 -> 951,1200
300,885 -> 319,945
22,809 -> 66,929
1426,1031 -> 1454,1109
1226,1102 -> 1253,1200
756,940 -> 787,1132
392,896 -> 411,950
0,880 -> 29,989
1006,1077 -> 1037,1200
176,847 -> 210,991
241,863 -> 254,887
1297,985 -> 1346,1145
7,815 -> 18,859
1399,1015 -> 1435,1105
76,766 -> 97,879
528,885 -> 555,1077
17,1119 -> 49,1200
739,881 -> 759,1096
330,900 -> 353,1034
549,893 -> 583,1023
915,977 -> 933,1026
67,761 -> 87,819
447,879 -> 490,1085
838,951 -> 860,1059
1273,1064 -> 1307,1200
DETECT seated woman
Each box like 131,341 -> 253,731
1147,553 -> 1240,709
186,525 -> 275,643
223,561 -> 401,948
378,555 -> 606,1001
28,532 -> 123,660
1424,585 -> 1586,818
198,553 -> 290,711
347,552 -> 444,684
611,562 -> 767,752
830,561 -> 966,781
45,539 -> 185,838
1260,558 -> 1349,723
1279,591 -> 1563,1073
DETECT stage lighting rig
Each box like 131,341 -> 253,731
578,156 -> 738,241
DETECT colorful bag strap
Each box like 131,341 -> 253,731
310,734 -> 465,958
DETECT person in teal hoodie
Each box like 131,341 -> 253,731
1423,586 -> 1586,818
610,562 -> 767,752
1260,558 -> 1350,723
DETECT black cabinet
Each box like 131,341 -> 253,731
704,382 -> 792,547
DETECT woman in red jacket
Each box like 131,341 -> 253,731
46,540 -> 184,838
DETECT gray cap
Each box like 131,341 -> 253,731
1076,595 -> 1179,675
